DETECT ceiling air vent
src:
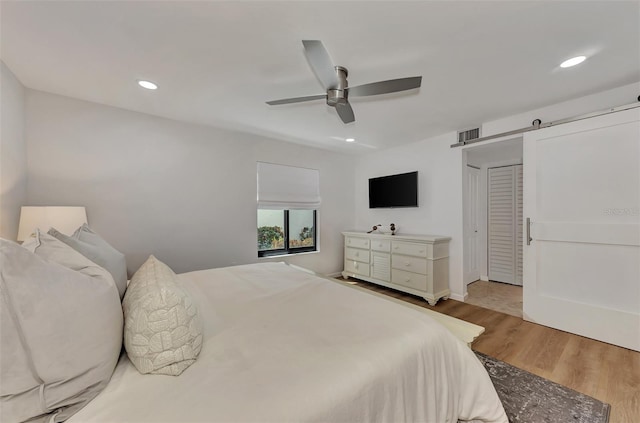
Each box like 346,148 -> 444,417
457,127 -> 481,144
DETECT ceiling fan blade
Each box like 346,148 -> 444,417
335,102 -> 355,124
348,76 -> 422,97
302,40 -> 339,89
266,94 -> 326,105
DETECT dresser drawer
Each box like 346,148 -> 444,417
392,254 -> 428,274
345,236 -> 370,250
391,241 -> 430,257
392,269 -> 428,291
345,247 -> 370,263
371,239 -> 391,252
344,260 -> 370,277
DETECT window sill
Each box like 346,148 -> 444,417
258,250 -> 319,259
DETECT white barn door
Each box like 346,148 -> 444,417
523,107 -> 640,351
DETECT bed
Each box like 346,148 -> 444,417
66,261 -> 507,423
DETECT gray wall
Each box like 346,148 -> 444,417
0,62 -> 27,240
25,90 -> 355,276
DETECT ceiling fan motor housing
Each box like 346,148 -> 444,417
327,66 -> 349,106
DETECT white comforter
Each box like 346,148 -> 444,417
69,262 -> 506,423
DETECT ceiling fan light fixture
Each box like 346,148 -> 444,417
345,138 -> 355,142
560,56 -> 586,68
138,80 -> 158,90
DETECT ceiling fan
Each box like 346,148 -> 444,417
266,40 -> 422,124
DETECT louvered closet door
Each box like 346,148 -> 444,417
488,165 -> 523,285
515,165 -> 523,284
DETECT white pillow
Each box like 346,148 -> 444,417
0,235 -> 122,423
48,224 -> 128,300
123,255 -> 203,376
22,230 -> 119,296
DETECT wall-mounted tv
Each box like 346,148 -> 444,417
369,171 -> 418,208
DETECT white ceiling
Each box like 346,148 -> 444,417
2,1 -> 639,154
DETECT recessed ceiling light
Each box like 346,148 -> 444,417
345,138 -> 355,142
560,56 -> 586,68
137,80 -> 158,90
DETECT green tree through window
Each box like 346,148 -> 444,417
257,210 -> 316,256
258,225 -> 284,250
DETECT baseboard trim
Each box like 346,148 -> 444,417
480,275 -> 489,281
325,271 -> 342,278
449,292 -> 468,302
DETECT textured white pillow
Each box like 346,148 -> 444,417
123,255 -> 203,376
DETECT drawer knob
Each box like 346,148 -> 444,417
419,250 -> 425,253
354,262 -> 359,269
405,262 -> 410,267
405,278 -> 411,283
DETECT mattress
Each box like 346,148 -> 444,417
68,262 -> 507,422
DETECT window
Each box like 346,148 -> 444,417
257,162 -> 320,257
257,209 -> 316,257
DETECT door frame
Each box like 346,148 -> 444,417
461,139 -> 523,300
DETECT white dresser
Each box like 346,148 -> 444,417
341,231 -> 451,305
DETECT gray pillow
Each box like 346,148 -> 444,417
0,234 -> 122,423
48,224 -> 127,299
123,255 -> 203,376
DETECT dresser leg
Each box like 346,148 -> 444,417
425,297 -> 438,306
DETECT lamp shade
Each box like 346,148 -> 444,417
17,206 -> 88,241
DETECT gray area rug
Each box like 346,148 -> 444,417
476,352 -> 610,423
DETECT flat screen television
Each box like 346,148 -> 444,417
369,171 -> 418,208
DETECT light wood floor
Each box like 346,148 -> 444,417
466,280 -> 523,318
348,280 -> 640,423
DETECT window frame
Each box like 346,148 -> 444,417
258,209 -> 317,257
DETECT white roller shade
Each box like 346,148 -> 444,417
257,162 -> 321,209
